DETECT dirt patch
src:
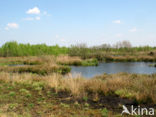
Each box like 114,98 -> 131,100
55,91 -> 156,113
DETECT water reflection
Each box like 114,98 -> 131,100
71,62 -> 156,78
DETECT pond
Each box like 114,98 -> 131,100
71,62 -> 156,78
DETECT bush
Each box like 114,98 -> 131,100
81,59 -> 98,66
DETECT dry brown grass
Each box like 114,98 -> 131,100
0,55 -> 57,65
56,55 -> 82,65
0,56 -> 71,75
0,72 -> 156,104
63,77 -> 86,96
104,55 -> 156,62
92,73 -> 156,103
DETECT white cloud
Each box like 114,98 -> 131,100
112,20 -> 121,24
26,7 -> 40,15
129,27 -> 137,32
5,23 -> 19,30
7,23 -> 19,28
35,16 -> 40,20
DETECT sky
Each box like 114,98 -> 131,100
0,0 -> 156,47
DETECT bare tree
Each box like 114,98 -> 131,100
92,44 -> 111,49
122,40 -> 132,48
114,40 -> 132,48
100,44 -> 111,49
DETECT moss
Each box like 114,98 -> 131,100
115,89 -> 134,98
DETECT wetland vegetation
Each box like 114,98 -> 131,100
1,41 -> 156,63
0,41 -> 156,117
0,72 -> 156,117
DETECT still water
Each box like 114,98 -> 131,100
71,62 -> 156,78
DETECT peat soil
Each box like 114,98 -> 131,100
56,90 -> 156,114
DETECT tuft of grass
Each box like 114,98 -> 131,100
9,92 -> 16,97
60,103 -> 70,108
83,96 -> 88,102
101,108 -> 108,117
115,89 -> 134,98
19,89 -> 32,98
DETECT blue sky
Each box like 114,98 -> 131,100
0,0 -> 156,47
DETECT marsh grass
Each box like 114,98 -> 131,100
57,55 -> 99,66
56,55 -> 82,66
0,72 -> 156,116
0,55 -> 100,76
93,73 -> 156,103
0,56 -> 71,75
0,72 -> 156,104
0,55 -> 156,116
0,72 -> 115,117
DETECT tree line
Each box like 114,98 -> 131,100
0,41 -> 69,57
0,41 -> 155,57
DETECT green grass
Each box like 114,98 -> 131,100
58,58 -> 99,66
